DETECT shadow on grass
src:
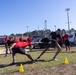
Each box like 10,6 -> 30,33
0,60 -> 47,68
0,64 -> 15,68
15,61 -> 35,66
0,64 -> 7,68
46,59 -> 56,62
0,61 -> 34,68
16,59 -> 46,66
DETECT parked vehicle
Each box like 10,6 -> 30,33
32,37 -> 41,49
69,33 -> 76,46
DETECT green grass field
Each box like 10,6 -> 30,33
0,47 -> 76,75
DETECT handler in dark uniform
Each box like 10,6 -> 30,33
35,29 -> 62,61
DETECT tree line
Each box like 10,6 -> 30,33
10,28 -> 76,37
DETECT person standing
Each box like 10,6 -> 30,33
64,32 -> 70,52
4,36 -> 9,57
27,36 -> 33,51
19,35 -> 25,42
13,36 -> 19,43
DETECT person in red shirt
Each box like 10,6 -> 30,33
27,37 -> 33,51
64,32 -> 70,51
9,41 -> 34,64
19,35 -> 25,42
13,37 -> 19,43
27,37 -> 33,42
4,36 -> 9,57
58,36 -> 63,47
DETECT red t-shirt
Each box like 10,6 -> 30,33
5,37 -> 9,43
14,39 -> 19,43
14,42 -> 30,48
27,37 -> 32,42
19,37 -> 25,42
64,34 -> 69,40
58,37 -> 63,42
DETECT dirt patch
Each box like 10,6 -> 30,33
25,63 -> 76,75
10,63 -> 76,75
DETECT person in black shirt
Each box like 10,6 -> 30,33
50,30 -> 62,47
6,37 -> 14,55
39,37 -> 51,48
35,29 -> 62,61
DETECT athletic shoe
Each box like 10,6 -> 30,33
35,56 -> 40,61
12,60 -> 16,64
52,57 -> 57,61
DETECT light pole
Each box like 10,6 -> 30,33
26,26 -> 28,36
54,25 -> 56,31
44,20 -> 47,31
65,8 -> 70,31
38,25 -> 39,35
44,20 -> 47,37
38,25 -> 39,31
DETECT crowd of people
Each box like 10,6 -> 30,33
3,29 -> 71,64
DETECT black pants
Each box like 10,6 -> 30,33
12,47 -> 27,55
39,42 -> 51,48
65,40 -> 70,46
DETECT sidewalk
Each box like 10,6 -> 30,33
0,49 -> 10,54
0,49 -> 30,54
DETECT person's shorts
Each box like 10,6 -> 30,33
39,42 -> 51,48
65,40 -> 70,46
12,47 -> 27,55
50,41 -> 57,48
